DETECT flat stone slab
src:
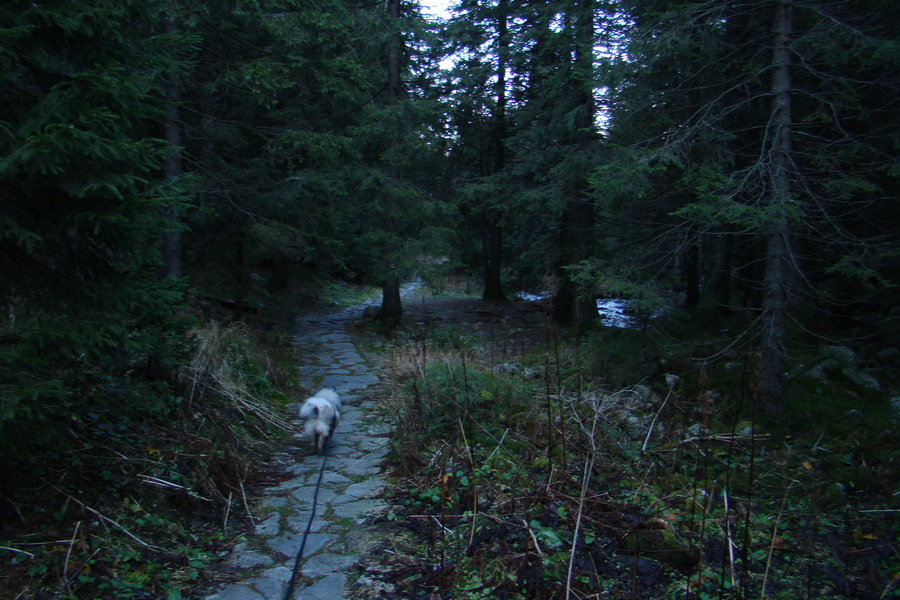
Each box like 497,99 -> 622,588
362,446 -> 390,461
255,514 -> 282,537
270,478 -> 309,493
355,437 -> 389,452
291,486 -> 338,505
322,368 -> 351,376
337,409 -> 364,428
324,373 -> 379,392
294,573 -> 348,600
267,533 -> 333,558
226,543 -> 275,570
312,354 -> 336,366
338,478 -> 384,501
308,470 -> 352,486
257,495 -> 289,511
285,513 -> 330,534
300,552 -> 359,578
331,498 -> 387,521
338,461 -> 382,478
366,423 -> 392,436
205,584 -> 266,600
247,565 -> 293,599
298,365 -> 329,377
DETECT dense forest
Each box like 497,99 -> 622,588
2,0 -> 898,598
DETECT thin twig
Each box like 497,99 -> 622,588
240,480 -> 255,526
722,489 -> 736,588
485,429 -> 509,464
431,516 -> 457,537
62,520 -> 81,594
880,566 -> 899,600
223,491 -> 233,530
567,386 -> 603,600
523,518 -> 543,557
138,474 -> 213,501
457,414 -> 479,549
642,388 -> 672,452
760,477 -> 797,599
566,450 -> 597,600
0,546 -> 35,558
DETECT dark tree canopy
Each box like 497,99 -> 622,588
2,0 -> 898,445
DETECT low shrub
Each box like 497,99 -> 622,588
0,319 -> 296,600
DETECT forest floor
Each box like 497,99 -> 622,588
200,288 -> 576,599
4,282 -> 894,600
207,284 -> 899,600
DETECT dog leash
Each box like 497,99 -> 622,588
283,452 -> 329,600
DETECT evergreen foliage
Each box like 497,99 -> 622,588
0,0 -> 898,594
443,0 -> 610,311
0,0 -> 194,446
595,0 -> 900,412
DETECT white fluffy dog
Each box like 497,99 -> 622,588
299,387 -> 342,454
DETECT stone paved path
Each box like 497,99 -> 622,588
203,287 -> 419,600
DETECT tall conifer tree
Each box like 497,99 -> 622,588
0,0 -> 194,441
606,0 -> 900,413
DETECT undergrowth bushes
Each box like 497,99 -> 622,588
377,319 -> 899,600
0,319 -> 296,600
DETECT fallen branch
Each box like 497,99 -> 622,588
137,474 -> 213,502
652,432 -> 770,451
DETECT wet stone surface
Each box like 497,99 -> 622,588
203,290 -> 411,600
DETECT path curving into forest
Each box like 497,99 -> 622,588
203,283 -> 422,600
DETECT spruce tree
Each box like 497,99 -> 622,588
0,0 -> 194,445
341,0 -> 446,322
445,0 -> 606,314
605,0 -> 900,413
445,0 -> 515,302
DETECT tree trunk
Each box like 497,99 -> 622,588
162,20 -> 183,279
684,227 -> 700,308
481,0 -> 508,302
712,228 -> 733,311
553,0 -> 595,325
553,195 -> 595,324
380,277 -> 403,324
482,217 -> 506,301
758,0 -> 794,416
380,0 -> 404,323
387,0 -> 402,105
